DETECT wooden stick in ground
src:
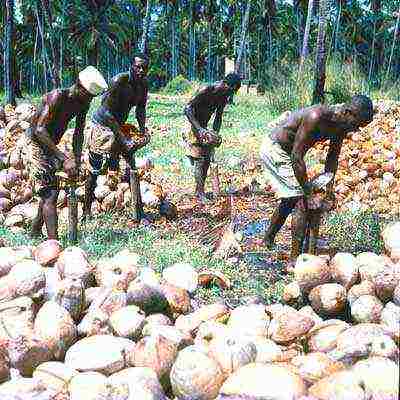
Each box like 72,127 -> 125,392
129,158 -> 142,222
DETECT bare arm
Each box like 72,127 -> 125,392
184,86 -> 213,134
324,137 -> 343,195
213,103 -> 225,133
136,89 -> 147,134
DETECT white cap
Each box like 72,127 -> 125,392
78,66 -> 108,96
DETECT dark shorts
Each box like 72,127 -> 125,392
87,151 -> 120,176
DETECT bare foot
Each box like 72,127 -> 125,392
284,260 -> 296,274
30,228 -> 43,239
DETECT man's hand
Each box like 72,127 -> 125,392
198,128 -> 222,147
63,157 -> 78,179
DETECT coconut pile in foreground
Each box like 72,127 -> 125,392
0,222 -> 399,400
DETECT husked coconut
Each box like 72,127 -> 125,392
130,334 -> 178,390
87,288 -> 127,317
330,252 -> 359,289
308,283 -> 347,316
0,248 -> 18,278
127,280 -> 168,315
347,280 -> 376,306
251,337 -> 282,363
294,254 -> 331,293
350,295 -> 383,323
56,247 -> 94,287
95,250 -> 139,290
69,371 -> 109,400
5,335 -> 53,377
219,363 -> 307,400
109,305 -> 145,340
144,314 -> 173,328
33,361 -> 78,391
54,277 -> 86,322
381,221 -> 400,262
356,252 -> 391,281
194,321 -> 229,347
34,240 -> 62,267
162,263 -> 198,293
160,283 -> 191,318
298,306 -> 323,325
43,266 -> 62,301
0,347 -> 10,383
227,304 -> 269,338
85,286 -> 104,307
170,345 -> 225,400
394,282 -> 400,306
108,367 -> 166,400
351,357 -> 399,400
65,335 -> 135,376
77,308 -> 112,337
34,301 -> 77,360
374,263 -> 400,302
307,320 -> 350,353
380,302 -> 400,341
142,325 -> 193,350
309,370 -> 365,400
0,377 -> 57,400
282,281 -> 302,305
208,334 -> 257,378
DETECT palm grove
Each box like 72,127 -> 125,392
1,0 -> 400,106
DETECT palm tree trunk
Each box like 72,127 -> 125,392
312,0 -> 328,104
386,9 -> 400,82
235,0 -> 251,74
188,0 -> 195,80
4,0 -> 16,106
299,0 -> 314,69
207,19 -> 212,82
140,0 -> 152,55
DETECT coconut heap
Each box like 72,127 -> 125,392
0,222 -> 399,399
0,104 -> 169,230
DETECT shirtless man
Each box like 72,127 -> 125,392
260,95 -> 374,263
26,66 -> 108,240
82,54 -> 150,220
183,73 -> 242,202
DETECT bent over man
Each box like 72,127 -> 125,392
260,95 -> 374,264
83,54 -> 150,220
183,73 -> 242,202
26,66 -> 108,239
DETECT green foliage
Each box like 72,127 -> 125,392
325,210 -> 384,255
162,75 -> 193,95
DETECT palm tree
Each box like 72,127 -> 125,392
312,0 -> 328,104
299,0 -> 314,70
140,0 -> 152,56
386,8 -> 400,82
5,0 -> 16,106
235,0 -> 251,74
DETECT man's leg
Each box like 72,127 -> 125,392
31,200 -> 44,237
264,196 -> 300,247
192,155 -> 211,202
41,188 -> 60,240
290,197 -> 308,260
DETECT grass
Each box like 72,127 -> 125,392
0,66 -> 395,307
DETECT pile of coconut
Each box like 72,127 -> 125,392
0,104 -> 173,231
0,223 -> 399,400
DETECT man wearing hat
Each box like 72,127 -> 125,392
26,66 -> 108,240
82,54 -> 150,221
183,72 -> 242,203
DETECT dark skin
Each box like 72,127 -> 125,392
30,83 -> 94,239
83,57 -> 149,218
184,80 -> 241,201
263,103 -> 373,262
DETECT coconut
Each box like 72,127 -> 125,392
162,263 -> 198,293
43,265 -> 62,301
382,221 -> 400,262
307,320 -> 350,353
374,264 -> 400,302
380,302 -> 400,341
56,247 -> 94,288
0,377 -> 57,400
33,361 -> 78,391
108,367 -> 166,400
298,306 -> 323,325
227,304 -> 269,339
65,335 -> 135,376
282,281 -> 302,305
357,252 -> 390,281
219,363 -> 307,399
4,214 -> 24,228
95,250 -> 139,290
34,301 -> 77,360
142,325 -> 193,350
194,321 -> 229,347
144,314 -> 173,328
268,309 -> 315,344
350,295 -> 384,323
6,335 -> 53,377
77,308 -> 112,337
208,334 -> 257,378
160,283 -> 191,318
69,371 -> 109,400
88,288 -> 127,316
294,254 -> 331,293
94,185 -> 111,201
394,282 -> 400,306
0,347 -> 10,383
0,198 -> 12,213
130,334 -> 178,391
308,283 -> 347,316
85,286 -> 104,307
127,280 -> 168,315
101,192 -> 116,211
109,305 -> 146,340
0,247 -> 18,278
175,303 -> 229,336
308,370 -> 365,400
351,357 -> 399,400
330,252 -> 359,289
0,297 -> 35,340
291,352 -> 345,385
54,277 -> 86,322
170,345 -> 225,400
347,280 -> 376,306
34,240 -> 62,267
250,337 -> 283,363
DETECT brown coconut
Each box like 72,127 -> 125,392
330,252 -> 359,289
219,363 -> 307,400
170,345 -> 225,400
307,320 -> 350,353
109,305 -> 146,340
65,335 -> 135,376
282,281 -> 302,305
374,263 -> 400,302
54,277 -> 86,322
208,334 -> 257,378
160,283 -> 191,318
308,283 -> 347,316
34,301 -> 77,360
33,361 -> 78,391
127,280 -> 169,315
0,346 -> 10,383
227,304 -> 270,338
87,287 -> 127,316
34,240 -> 62,267
347,280 -> 376,306
294,254 -> 331,293
56,247 -> 94,288
142,324 -> 193,350
350,295 -> 383,323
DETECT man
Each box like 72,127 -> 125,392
26,66 -> 108,239
82,54 -> 150,220
183,73 -> 242,202
260,95 -> 374,264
